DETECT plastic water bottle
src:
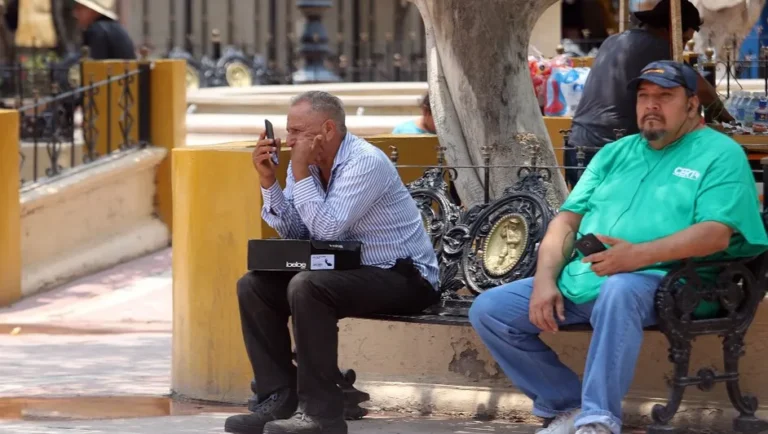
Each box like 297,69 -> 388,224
753,98 -> 768,133
725,91 -> 740,115
748,92 -> 765,125
737,92 -> 752,123
744,94 -> 755,126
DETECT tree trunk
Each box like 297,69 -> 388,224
692,0 -> 765,59
411,0 -> 569,208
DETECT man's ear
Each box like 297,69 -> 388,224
689,95 -> 700,118
324,120 -> 335,140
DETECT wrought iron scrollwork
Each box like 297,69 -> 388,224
433,173 -> 554,316
18,150 -> 25,185
648,251 -> 768,433
44,84 -> 70,178
117,63 -> 136,150
406,167 -> 461,252
82,73 -> 100,163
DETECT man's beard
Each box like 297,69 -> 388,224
640,128 -> 666,141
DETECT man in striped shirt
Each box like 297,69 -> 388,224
225,91 -> 439,434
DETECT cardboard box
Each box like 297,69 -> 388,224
247,239 -> 362,272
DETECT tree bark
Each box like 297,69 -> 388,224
691,0 -> 765,59
411,0 -> 569,208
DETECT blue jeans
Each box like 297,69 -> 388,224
468,273 -> 663,434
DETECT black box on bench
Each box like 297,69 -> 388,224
247,239 -> 363,272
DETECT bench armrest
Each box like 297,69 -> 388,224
654,254 -> 768,335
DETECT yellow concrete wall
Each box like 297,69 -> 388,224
149,60 -> 187,233
172,145 -> 264,401
20,148 -> 169,297
81,60 -> 140,157
82,59 -> 185,234
0,110 -> 21,307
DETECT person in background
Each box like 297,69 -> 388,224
392,92 -> 436,134
72,0 -> 135,60
565,0 -> 732,188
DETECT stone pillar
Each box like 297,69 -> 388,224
0,110 -> 21,307
149,59 -> 187,234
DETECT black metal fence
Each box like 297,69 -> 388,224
144,0 -> 427,88
16,56 -> 152,187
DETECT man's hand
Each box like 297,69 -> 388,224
529,277 -> 566,333
582,235 -> 649,277
291,134 -> 324,169
252,130 -> 280,188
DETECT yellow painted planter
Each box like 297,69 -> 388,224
0,110 -> 21,307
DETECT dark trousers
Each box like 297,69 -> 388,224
236,259 -> 439,418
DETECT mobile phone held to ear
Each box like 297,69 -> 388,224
265,119 -> 278,166
574,233 -> 607,257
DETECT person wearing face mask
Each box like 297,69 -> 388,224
564,0 -> 733,188
469,60 -> 768,434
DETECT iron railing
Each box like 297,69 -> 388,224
0,45 -> 83,106
17,58 -> 152,187
136,0 -> 427,88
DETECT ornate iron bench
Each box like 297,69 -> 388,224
336,144 -> 768,434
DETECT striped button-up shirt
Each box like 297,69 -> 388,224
261,133 -> 439,288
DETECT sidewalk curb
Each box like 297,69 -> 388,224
0,323 -> 171,335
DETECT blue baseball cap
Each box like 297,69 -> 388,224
627,60 -> 699,93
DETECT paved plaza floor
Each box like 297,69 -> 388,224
0,249 -> 731,433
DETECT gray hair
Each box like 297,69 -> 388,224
290,90 -> 347,135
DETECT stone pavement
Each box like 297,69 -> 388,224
0,414 -> 541,433
0,248 -> 173,335
0,333 -> 170,397
0,250 -> 724,433
0,249 -> 546,433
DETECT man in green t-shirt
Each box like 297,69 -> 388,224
469,61 -> 768,434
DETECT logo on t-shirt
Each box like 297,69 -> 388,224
673,167 -> 700,180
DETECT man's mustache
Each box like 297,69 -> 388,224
642,114 -> 665,122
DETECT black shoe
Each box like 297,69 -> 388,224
263,412 -> 347,434
225,388 -> 298,434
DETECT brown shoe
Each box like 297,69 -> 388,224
224,388 -> 298,434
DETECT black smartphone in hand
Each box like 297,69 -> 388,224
265,119 -> 278,166
574,233 -> 607,257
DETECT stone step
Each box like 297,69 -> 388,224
185,113 -> 418,145
186,82 -> 428,116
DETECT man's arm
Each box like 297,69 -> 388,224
261,166 -> 310,239
292,155 -> 390,240
535,211 -> 583,282
695,73 -> 734,123
635,221 -> 732,266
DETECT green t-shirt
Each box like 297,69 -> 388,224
557,127 -> 768,317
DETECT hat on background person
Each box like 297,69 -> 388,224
632,0 -> 702,32
73,0 -> 118,21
